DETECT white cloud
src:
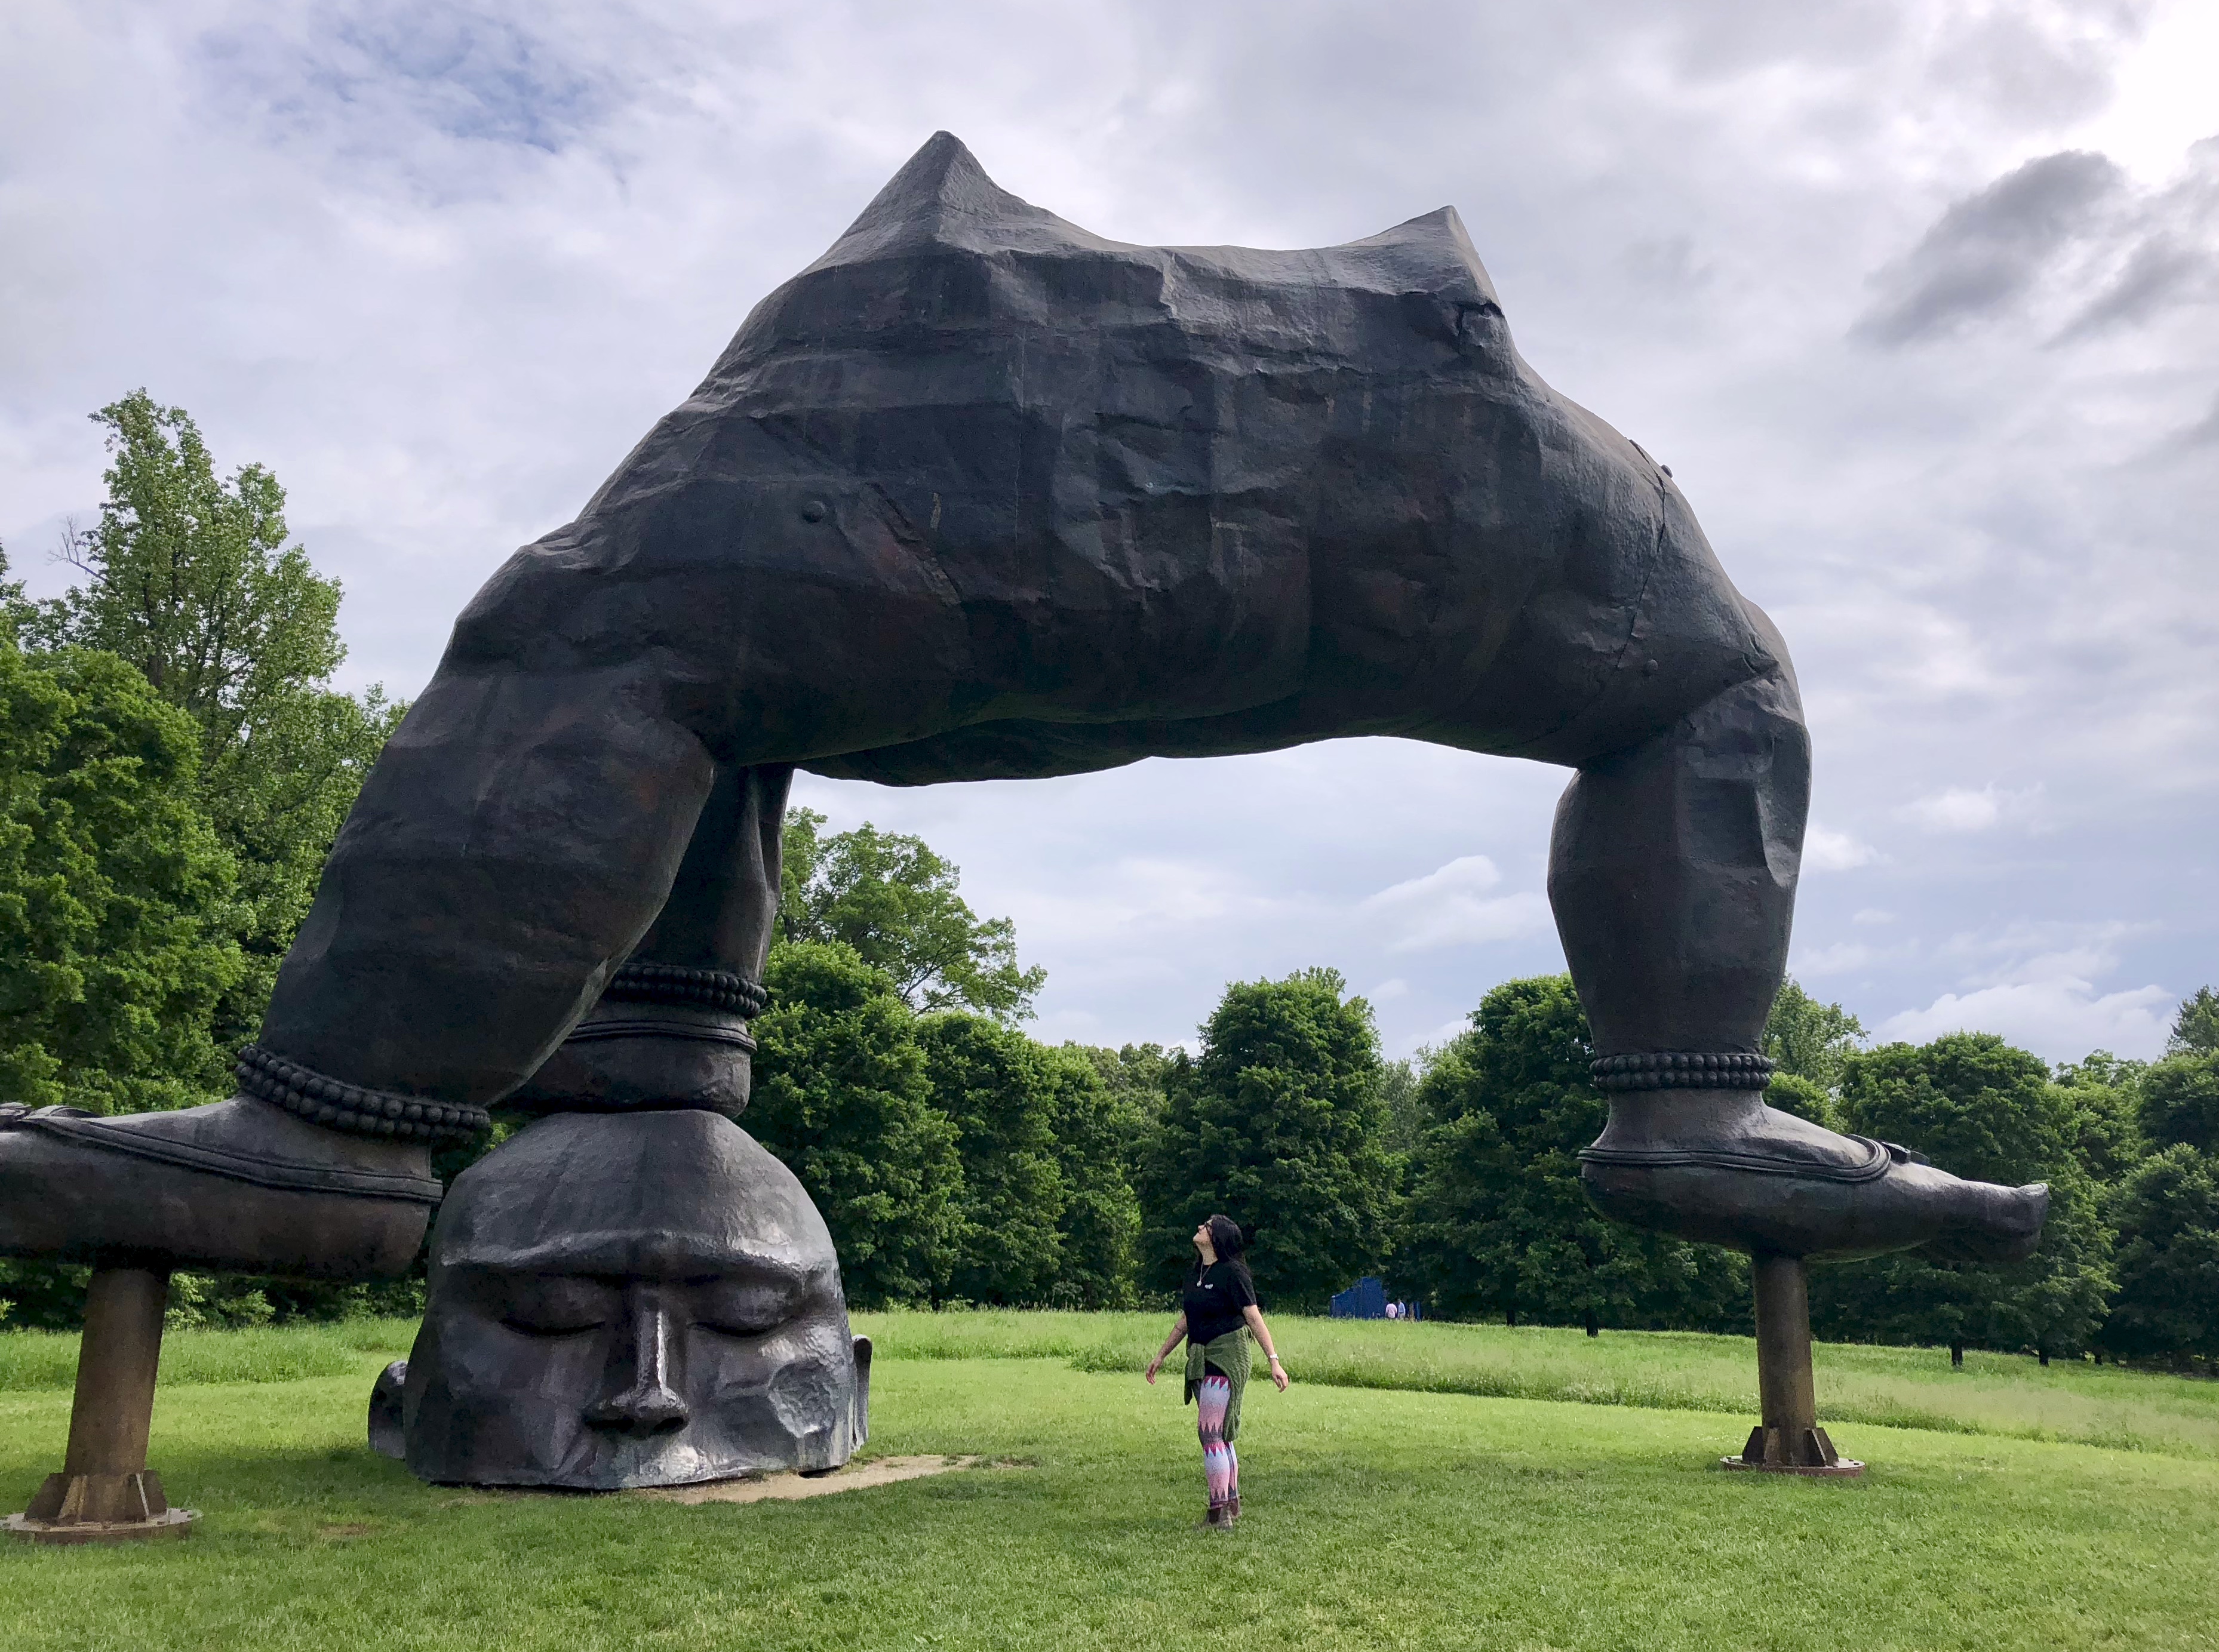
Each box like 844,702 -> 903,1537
1360,857 -> 1553,953
1876,918 -> 2178,1059
1793,941 -> 1902,977
1367,977 -> 1410,1003
1852,908 -> 1897,925
1897,783 -> 2045,833
1877,979 -> 2175,1060
1804,825 -> 1880,869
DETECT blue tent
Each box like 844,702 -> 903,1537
1330,1276 -> 1388,1318
1329,1277 -> 1419,1319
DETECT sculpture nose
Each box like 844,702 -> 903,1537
583,1293 -> 689,1435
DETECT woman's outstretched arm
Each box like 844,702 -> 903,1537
1144,1312 -> 1188,1384
1244,1305 -> 1290,1391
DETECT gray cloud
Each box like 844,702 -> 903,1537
1858,134 -> 2219,348
199,5 -> 613,157
1854,150 -> 2126,344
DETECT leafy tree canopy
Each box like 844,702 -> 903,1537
747,940 -> 963,1306
2138,1052 -> 2219,1156
1038,1042 -> 1145,1309
780,809 -> 1044,1020
1139,968 -> 1399,1310
2100,1143 -> 2219,1363
918,1013 -> 1071,1306
0,629 -> 243,1116
1762,977 -> 1864,1091
2169,986 -> 2219,1057
8,393 -> 401,1054
915,1019 -> 1147,1309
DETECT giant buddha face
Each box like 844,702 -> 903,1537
403,1110 -> 868,1489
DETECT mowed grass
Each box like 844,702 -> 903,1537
4,1343 -> 2216,1651
857,1310 -> 2219,1460
0,1317 -> 417,1392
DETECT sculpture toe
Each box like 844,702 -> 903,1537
1922,1179 -> 2048,1265
0,1098 -> 441,1277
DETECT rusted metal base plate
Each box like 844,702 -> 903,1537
1719,1455 -> 1866,1478
4,1507 -> 196,1545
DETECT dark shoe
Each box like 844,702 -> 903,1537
1226,1494 -> 1240,1522
1579,1090 -> 2048,1263
1198,1505 -> 1228,1529
0,1098 -> 440,1277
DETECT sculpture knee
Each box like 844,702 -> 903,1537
1547,665 -> 1809,1058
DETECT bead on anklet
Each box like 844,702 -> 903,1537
1589,1051 -> 1776,1091
233,1045 -> 490,1145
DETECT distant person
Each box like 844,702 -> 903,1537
1385,1301 -> 1400,1320
1145,1215 -> 1288,1528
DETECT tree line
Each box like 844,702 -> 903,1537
2,397 -> 2213,1370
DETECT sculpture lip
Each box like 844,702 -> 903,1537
1578,1134 -> 1893,1185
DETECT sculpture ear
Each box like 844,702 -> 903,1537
851,1335 -> 872,1445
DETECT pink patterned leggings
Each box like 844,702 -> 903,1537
1195,1374 -> 1239,1512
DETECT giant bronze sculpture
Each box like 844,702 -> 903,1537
2,134 -> 2049,1526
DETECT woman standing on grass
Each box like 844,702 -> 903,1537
1144,1214 -> 1289,1528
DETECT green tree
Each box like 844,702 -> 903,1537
1379,1054 -> 1428,1160
918,1013 -> 1070,1305
780,810 -> 1044,1020
1138,968 -> 1399,1310
2100,1145 -> 2219,1364
1398,976 -> 1747,1332
2138,1053 -> 2219,1156
915,1017 -> 1145,1307
15,393 -> 401,1051
1761,977 -> 1861,1126
1037,1043 -> 1144,1308
0,632 -> 242,1115
2049,1054 -> 2148,1184
1811,1034 -> 2114,1359
2168,986 -> 2219,1056
1077,1041 -> 1173,1180
746,941 -> 963,1306
1763,977 -> 1865,1090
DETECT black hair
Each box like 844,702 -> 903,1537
1198,1214 -> 1255,1294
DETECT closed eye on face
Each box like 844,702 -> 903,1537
483,1273 -> 618,1336
686,1274 -> 807,1337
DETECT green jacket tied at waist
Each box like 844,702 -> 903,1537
1183,1327 -> 1252,1441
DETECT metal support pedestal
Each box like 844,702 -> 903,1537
1720,1253 -> 1864,1478
5,1267 -> 196,1543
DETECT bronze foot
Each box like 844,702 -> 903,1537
0,1097 -> 440,1277
1579,1089 -> 2048,1263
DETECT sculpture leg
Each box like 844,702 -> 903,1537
6,1268 -> 195,1542
1721,1254 -> 1860,1475
508,762 -> 792,1116
1547,667 -> 2048,1265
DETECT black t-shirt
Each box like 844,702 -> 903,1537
1182,1260 -> 1258,1348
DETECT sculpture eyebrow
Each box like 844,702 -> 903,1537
449,1240 -> 819,1284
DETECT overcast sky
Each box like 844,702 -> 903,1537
5,0 -> 2215,1064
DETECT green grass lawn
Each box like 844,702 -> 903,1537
860,1310 -> 2219,1460
3,1318 -> 2216,1648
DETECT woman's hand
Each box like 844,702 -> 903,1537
1144,1355 -> 1161,1385
1268,1356 -> 1289,1392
